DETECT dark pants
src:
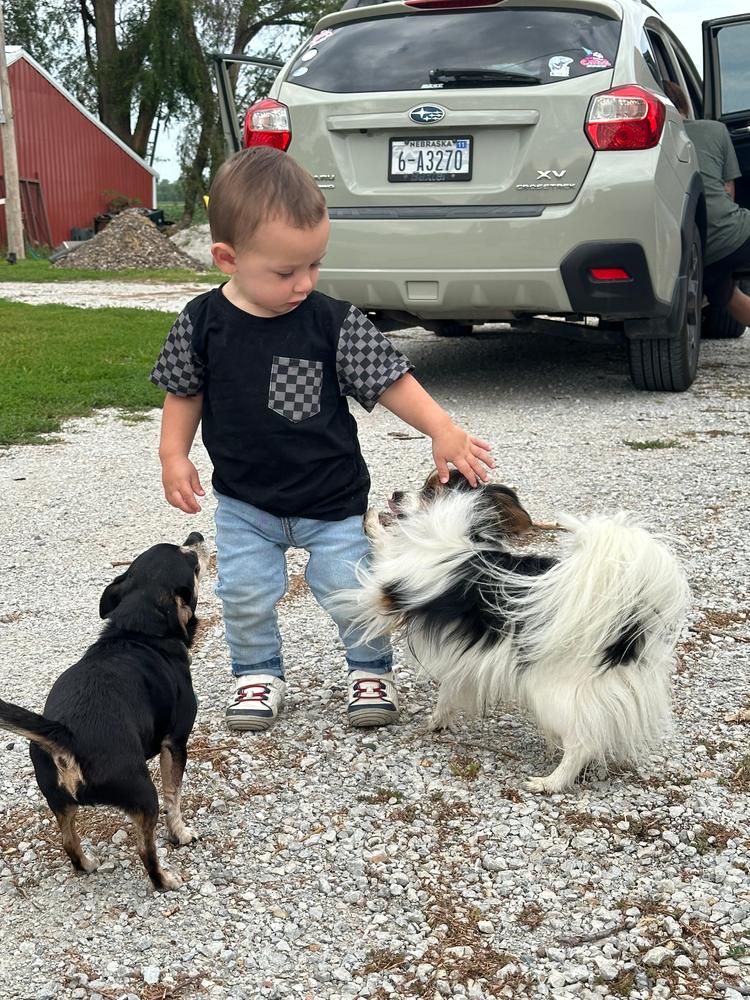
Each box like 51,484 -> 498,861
703,235 -> 750,308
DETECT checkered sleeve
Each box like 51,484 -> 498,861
150,310 -> 205,396
336,306 -> 413,412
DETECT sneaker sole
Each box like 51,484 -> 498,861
348,708 -> 398,728
225,714 -> 276,732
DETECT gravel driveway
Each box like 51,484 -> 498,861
1,283 -> 749,1000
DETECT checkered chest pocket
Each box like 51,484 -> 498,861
268,356 -> 324,422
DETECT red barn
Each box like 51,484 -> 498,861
1,46 -> 157,247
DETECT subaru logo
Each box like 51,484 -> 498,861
408,104 -> 446,125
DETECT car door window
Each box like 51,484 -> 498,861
664,32 -> 703,118
645,29 -> 679,87
639,30 -> 662,88
644,25 -> 701,117
714,21 -> 750,116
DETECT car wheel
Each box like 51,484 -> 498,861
702,278 -> 748,339
628,227 -> 702,392
433,321 -> 474,337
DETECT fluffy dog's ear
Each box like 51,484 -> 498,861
99,571 -> 129,619
422,468 -> 471,498
482,486 -> 533,536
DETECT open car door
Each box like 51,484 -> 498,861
703,14 -> 750,212
211,53 -> 283,155
701,14 -> 750,339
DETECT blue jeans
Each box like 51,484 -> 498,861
214,492 -> 392,680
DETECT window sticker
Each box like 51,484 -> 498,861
549,55 -> 574,78
580,48 -> 611,68
292,66 -> 309,77
308,29 -> 334,47
301,48 -> 318,62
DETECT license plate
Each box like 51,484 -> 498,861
389,136 -> 472,182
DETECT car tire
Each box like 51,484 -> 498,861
702,278 -> 748,339
433,321 -> 474,337
627,226 -> 702,392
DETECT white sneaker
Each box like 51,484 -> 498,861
225,675 -> 285,732
347,670 -> 399,728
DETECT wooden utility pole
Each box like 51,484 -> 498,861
0,2 -> 25,261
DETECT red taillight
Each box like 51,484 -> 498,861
590,268 -> 631,281
585,86 -> 666,151
243,98 -> 291,150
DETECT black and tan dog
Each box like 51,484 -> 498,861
0,532 -> 207,890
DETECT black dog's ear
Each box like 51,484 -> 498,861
99,571 -> 130,619
165,587 -> 195,639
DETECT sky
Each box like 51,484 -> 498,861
152,1 -> 750,183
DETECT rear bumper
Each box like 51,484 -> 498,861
318,245 -> 670,322
560,242 -> 670,319
317,150 -> 686,322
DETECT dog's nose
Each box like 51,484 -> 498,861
184,532 -> 205,547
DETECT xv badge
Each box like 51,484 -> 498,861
537,169 -> 567,180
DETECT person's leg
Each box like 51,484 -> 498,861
300,514 -> 392,671
704,235 -> 750,327
726,285 -> 750,327
214,493 -> 289,730
299,514 -> 397,727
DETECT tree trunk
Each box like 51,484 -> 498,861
92,0 -> 133,144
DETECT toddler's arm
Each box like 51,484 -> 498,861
378,374 -> 493,487
159,392 -> 206,513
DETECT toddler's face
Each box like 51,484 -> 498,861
212,215 -> 330,317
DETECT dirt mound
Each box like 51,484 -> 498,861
170,223 -> 213,268
54,210 -> 206,271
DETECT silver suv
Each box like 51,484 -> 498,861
214,3 -> 750,391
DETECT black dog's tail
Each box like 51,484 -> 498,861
0,698 -> 83,798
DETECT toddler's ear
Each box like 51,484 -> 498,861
211,242 -> 237,274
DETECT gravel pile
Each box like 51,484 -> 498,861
53,211 -> 206,272
0,286 -> 749,999
170,224 -> 214,269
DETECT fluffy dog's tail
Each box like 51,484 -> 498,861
0,699 -> 83,797
497,513 -> 690,776
506,512 -> 689,672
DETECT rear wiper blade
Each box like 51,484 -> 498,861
429,66 -> 542,86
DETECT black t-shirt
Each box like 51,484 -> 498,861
151,286 -> 413,520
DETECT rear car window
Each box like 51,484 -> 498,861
287,9 -> 621,93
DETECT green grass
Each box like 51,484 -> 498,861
0,258 -> 218,284
0,300 -> 168,446
622,438 -> 680,450
157,199 -> 209,226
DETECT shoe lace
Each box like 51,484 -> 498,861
235,682 -> 271,705
352,678 -> 386,701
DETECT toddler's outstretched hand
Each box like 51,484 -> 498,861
162,456 -> 206,514
432,426 -> 494,488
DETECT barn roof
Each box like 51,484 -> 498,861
4,47 -> 158,178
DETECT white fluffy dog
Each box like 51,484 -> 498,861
339,472 -> 689,793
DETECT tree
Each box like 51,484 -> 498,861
4,0 -> 335,224
173,0 -> 334,226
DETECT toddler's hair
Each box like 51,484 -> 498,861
208,147 -> 327,248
